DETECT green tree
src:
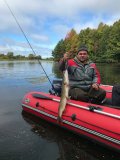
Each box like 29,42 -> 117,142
52,39 -> 66,61
0,53 -> 5,60
28,54 -> 35,60
106,20 -> 120,62
52,19 -> 120,62
7,52 -> 14,59
65,29 -> 79,52
35,55 -> 42,60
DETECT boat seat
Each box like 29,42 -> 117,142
49,80 -> 120,109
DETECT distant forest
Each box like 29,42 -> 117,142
52,20 -> 120,63
0,52 -> 42,60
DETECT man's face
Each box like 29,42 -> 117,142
77,50 -> 88,62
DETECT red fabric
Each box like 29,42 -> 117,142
68,59 -> 78,66
90,63 -> 101,84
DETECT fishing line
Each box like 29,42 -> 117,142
4,0 -> 54,89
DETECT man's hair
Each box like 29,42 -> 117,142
77,45 -> 88,53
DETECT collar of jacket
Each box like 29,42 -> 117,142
74,56 -> 92,66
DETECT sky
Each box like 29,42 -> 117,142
0,0 -> 120,58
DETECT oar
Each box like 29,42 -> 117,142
32,93 -> 120,120
33,93 -> 53,100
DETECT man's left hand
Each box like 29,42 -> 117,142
92,83 -> 99,90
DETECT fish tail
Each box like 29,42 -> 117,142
57,116 -> 63,123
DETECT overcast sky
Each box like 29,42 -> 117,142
0,0 -> 120,58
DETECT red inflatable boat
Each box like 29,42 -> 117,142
22,84 -> 120,152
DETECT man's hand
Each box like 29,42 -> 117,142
63,53 -> 69,61
92,83 -> 99,90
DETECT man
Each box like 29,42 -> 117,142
59,45 -> 106,104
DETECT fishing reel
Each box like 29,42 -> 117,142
49,79 -> 62,96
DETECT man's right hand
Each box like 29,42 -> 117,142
63,53 -> 69,61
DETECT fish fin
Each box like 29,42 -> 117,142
63,81 -> 69,86
66,96 -> 71,100
63,82 -> 67,85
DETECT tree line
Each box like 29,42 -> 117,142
52,19 -> 120,63
0,52 -> 42,60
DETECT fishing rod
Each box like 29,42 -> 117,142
4,0 -> 55,90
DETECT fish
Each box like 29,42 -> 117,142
57,69 -> 69,122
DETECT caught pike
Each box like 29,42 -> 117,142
57,69 -> 69,122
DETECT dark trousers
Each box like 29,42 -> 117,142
112,85 -> 120,106
69,87 -> 106,104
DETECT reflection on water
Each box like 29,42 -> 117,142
6,62 -> 15,68
22,111 -> 120,160
97,63 -> 120,85
0,61 -> 120,86
25,76 -> 48,84
0,61 -> 54,86
52,62 -> 62,79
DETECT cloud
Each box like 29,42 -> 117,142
30,34 -> 49,42
52,24 -> 71,39
0,0 -> 120,57
0,38 -> 52,58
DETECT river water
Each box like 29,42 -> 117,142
0,60 -> 120,160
